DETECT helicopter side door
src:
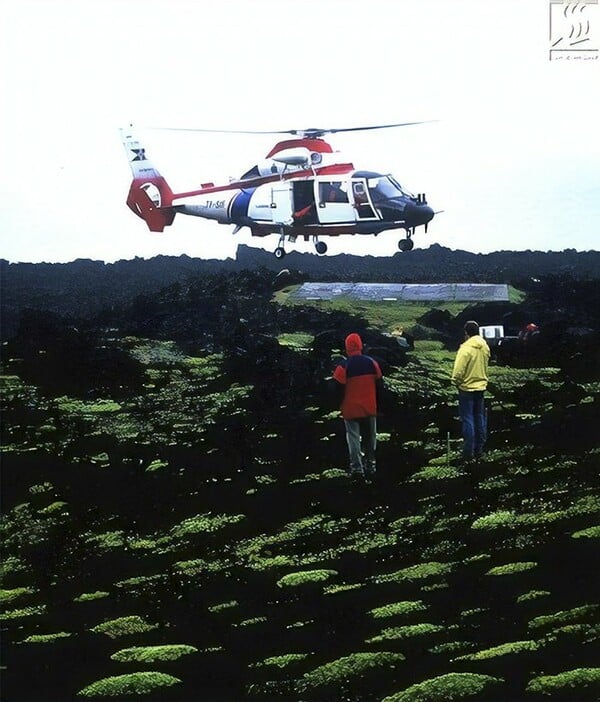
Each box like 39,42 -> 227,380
316,179 -> 354,224
352,179 -> 377,219
270,182 -> 294,225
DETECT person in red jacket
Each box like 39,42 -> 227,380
333,333 -> 383,480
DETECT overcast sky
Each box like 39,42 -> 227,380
1,0 -> 599,263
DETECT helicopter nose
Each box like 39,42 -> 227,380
404,202 -> 435,227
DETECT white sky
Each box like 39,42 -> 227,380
1,0 -> 599,263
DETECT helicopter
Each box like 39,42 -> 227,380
120,122 -> 437,259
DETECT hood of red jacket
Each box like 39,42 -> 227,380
345,333 -> 363,356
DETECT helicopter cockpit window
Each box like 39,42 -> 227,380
319,181 -> 349,204
367,175 -> 412,202
390,175 -> 414,198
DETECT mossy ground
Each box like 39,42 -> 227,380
1,290 -> 598,701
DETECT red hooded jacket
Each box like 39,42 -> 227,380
333,333 -> 382,419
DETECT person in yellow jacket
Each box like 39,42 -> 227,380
451,320 -> 490,462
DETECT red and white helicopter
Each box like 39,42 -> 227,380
120,122 -> 436,259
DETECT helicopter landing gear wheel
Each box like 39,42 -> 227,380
398,238 -> 414,252
315,241 -> 328,255
274,246 -> 286,259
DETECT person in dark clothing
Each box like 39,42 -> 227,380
333,333 -> 382,480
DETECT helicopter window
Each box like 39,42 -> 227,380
353,182 -> 369,204
367,175 -> 407,203
319,181 -> 349,204
240,165 -> 261,180
389,175 -> 414,198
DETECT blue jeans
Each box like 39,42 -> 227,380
458,390 -> 487,458
344,417 -> 377,474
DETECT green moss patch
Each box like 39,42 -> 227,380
0,604 -> 46,621
572,526 -> 600,539
244,554 -> 299,572
74,591 -> 110,603
0,556 -> 27,581
517,590 -> 551,604
115,574 -> 167,590
367,623 -> 444,644
544,623 -> 600,643
369,601 -> 428,619
208,600 -> 238,613
374,561 -> 455,584
382,672 -> 502,701
277,569 -> 338,588
528,605 -> 599,632
486,561 -> 537,576
111,644 -> 197,663
20,632 -> 72,644
37,501 -> 68,515
471,511 -> 517,530
173,557 -> 230,576
456,640 -> 541,661
323,583 -> 364,595
90,615 -> 159,638
251,653 -> 311,669
237,514 -> 350,565
459,608 -> 488,619
234,616 -> 268,627
340,529 -> 398,556
171,512 -> 245,537
526,667 -> 600,696
277,333 -> 314,349
84,531 -> 126,552
145,459 -> 169,472
0,586 -> 36,605
410,466 -> 462,482
320,468 -> 348,479
429,641 -> 475,656
472,496 -> 600,533
77,671 -> 181,697
389,515 -> 428,533
300,651 -> 405,690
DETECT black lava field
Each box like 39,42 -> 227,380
1,249 -> 599,702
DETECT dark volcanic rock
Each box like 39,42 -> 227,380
3,248 -> 599,340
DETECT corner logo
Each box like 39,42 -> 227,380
549,1 -> 599,60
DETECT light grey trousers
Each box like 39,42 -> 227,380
344,416 -> 377,474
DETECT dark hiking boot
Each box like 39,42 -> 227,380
364,464 -> 376,483
349,469 -> 365,484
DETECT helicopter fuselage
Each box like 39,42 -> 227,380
172,171 -> 433,236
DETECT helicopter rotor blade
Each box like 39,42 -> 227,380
146,121 -> 436,138
147,127 -> 297,135
314,120 -> 436,137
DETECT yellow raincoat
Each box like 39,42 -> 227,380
451,334 -> 490,391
